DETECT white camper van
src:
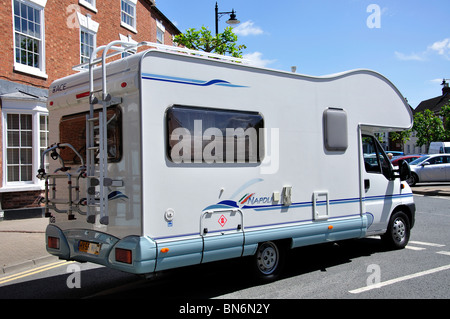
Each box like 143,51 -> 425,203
42,41 -> 415,281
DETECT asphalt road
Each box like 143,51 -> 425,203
0,195 -> 448,303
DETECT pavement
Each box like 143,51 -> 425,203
0,217 -> 57,275
0,183 -> 449,277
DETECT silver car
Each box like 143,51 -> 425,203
407,154 -> 450,186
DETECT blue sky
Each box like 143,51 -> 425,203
157,0 -> 450,109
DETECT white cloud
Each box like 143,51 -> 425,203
394,51 -> 425,61
233,21 -> 263,36
243,52 -> 276,68
428,38 -> 450,59
395,38 -> 450,62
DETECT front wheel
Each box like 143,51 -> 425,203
407,173 -> 418,186
252,241 -> 286,282
382,211 -> 411,249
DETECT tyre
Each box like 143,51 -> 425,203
407,173 -> 418,186
382,211 -> 411,249
252,241 -> 286,282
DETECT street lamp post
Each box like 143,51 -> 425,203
215,2 -> 240,35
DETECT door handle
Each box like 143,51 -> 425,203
364,179 -> 370,192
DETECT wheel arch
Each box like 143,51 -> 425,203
392,202 -> 416,229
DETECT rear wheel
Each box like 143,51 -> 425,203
382,211 -> 410,249
253,241 -> 285,282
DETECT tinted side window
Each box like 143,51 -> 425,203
166,105 -> 264,164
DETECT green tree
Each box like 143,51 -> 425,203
440,102 -> 450,140
173,26 -> 246,58
412,109 -> 445,152
390,129 -> 411,152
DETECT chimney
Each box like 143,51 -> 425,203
442,79 -> 450,95
443,86 -> 450,95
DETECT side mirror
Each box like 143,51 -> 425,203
398,159 -> 411,181
421,161 -> 430,166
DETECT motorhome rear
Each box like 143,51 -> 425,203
42,41 -> 415,281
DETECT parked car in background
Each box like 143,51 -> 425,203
407,154 -> 450,186
391,155 -> 422,166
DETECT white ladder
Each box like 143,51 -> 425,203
84,41 -> 128,225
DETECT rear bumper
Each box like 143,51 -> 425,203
45,224 -> 157,274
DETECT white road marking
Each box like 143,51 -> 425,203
409,241 -> 445,247
349,264 -> 450,294
436,251 -> 450,257
405,245 -> 426,251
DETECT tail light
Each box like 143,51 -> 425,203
115,248 -> 132,264
48,236 -> 60,249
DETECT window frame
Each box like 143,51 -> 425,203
1,98 -> 48,190
6,113 -> 33,183
80,27 -> 96,66
75,12 -> 98,68
12,0 -> 47,79
120,0 -> 137,33
78,0 -> 97,13
156,20 -> 165,44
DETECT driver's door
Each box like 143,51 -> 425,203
361,134 -> 395,234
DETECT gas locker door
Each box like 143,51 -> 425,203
200,209 -> 244,263
361,134 -> 396,233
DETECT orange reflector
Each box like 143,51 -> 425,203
160,248 -> 169,253
48,236 -> 60,249
115,248 -> 132,264
328,225 -> 333,230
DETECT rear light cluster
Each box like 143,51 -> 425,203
48,236 -> 60,249
115,248 -> 132,264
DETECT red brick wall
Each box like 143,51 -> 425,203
0,0 -> 179,88
1,190 -> 44,210
0,0 -> 179,212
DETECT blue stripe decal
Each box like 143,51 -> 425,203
244,193 -> 413,212
142,73 -> 248,88
152,193 -> 413,241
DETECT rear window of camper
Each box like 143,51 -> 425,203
59,106 -> 122,164
166,105 -> 264,164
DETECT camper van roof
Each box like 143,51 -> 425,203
48,41 -> 413,132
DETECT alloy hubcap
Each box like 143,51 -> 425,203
256,242 -> 279,275
392,218 -> 406,243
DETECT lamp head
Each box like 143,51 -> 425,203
226,9 -> 240,25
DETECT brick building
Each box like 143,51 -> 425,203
0,0 -> 180,219
404,82 -> 450,154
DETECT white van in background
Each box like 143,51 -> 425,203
429,142 -> 450,154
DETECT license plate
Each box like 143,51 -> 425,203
78,240 -> 101,255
